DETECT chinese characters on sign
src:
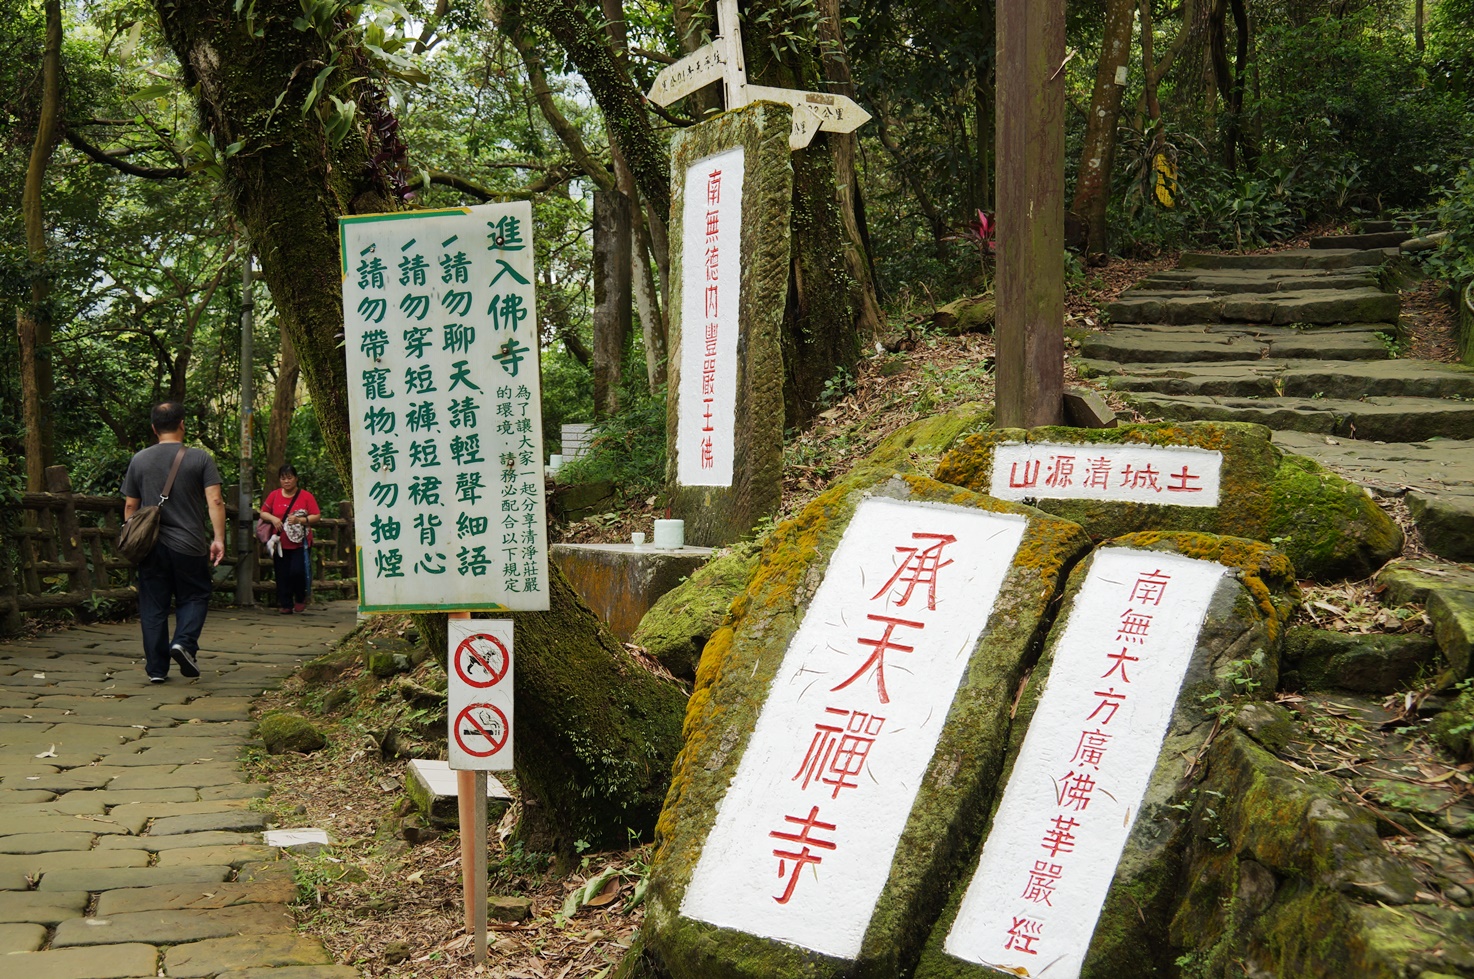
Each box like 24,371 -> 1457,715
447,619 -> 514,771
990,443 -> 1223,507
676,147 -> 743,488
680,498 -> 1028,959
943,549 -> 1227,977
341,203 -> 549,612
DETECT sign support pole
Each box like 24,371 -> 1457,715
472,771 -> 489,965
449,611 -> 486,961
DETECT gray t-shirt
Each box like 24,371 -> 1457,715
120,442 -> 222,557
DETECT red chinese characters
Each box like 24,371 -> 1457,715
765,530 -> 959,904
1004,451 -> 1208,497
997,567 -> 1174,958
699,167 -> 723,470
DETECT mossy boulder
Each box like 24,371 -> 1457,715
257,712 -> 328,755
914,532 -> 1299,979
931,294 -> 995,336
1166,730 -> 1427,978
639,471 -> 1092,979
1429,689 -> 1474,760
934,421 -> 1403,581
298,646 -> 360,685
1280,626 -> 1439,693
632,542 -> 760,681
634,407 -> 993,683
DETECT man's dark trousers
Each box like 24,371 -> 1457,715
137,539 -> 211,678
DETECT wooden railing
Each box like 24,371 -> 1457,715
0,465 -> 359,634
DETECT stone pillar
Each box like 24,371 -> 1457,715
666,101 -> 794,547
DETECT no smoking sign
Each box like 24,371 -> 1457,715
447,620 -> 514,771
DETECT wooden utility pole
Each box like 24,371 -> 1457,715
995,0 -> 1065,429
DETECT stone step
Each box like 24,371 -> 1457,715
1275,432 -> 1474,564
1180,248 -> 1395,271
1093,358 -> 1474,401
1079,325 -> 1395,364
1121,392 -> 1474,442
1139,270 -> 1380,294
1311,231 -> 1412,250
1107,287 -> 1399,326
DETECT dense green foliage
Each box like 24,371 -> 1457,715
4,0 -> 1474,508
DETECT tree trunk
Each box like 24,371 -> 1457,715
632,208 -> 667,391
1208,0 -> 1236,170
18,0 -> 61,491
1416,0 -> 1425,53
265,329 -> 300,483
592,188 -> 632,417
154,0 -> 395,483
1229,0 -> 1255,168
743,0 -> 870,425
815,0 -> 883,340
523,0 -> 671,223
1072,0 -> 1136,258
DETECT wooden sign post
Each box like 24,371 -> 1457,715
995,0 -> 1066,428
646,0 -> 871,149
448,616 -> 515,967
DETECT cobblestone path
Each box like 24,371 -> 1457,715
0,601 -> 360,979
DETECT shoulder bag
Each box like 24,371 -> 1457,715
116,445 -> 187,565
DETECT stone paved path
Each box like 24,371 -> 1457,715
0,601 -> 361,979
1081,233 -> 1474,562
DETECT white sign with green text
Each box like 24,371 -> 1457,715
341,203 -> 549,612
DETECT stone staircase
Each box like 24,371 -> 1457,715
1080,231 -> 1474,563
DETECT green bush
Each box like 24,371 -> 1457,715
555,382 -> 667,497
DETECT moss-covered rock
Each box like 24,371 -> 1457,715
931,295 -> 995,336
914,532 -> 1299,979
934,421 -> 1402,581
257,712 -> 328,755
298,646 -> 360,685
1164,731 -> 1426,978
1429,690 -> 1474,761
632,542 -> 760,681
1280,625 -> 1439,693
639,471 -> 1092,979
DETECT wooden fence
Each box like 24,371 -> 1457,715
0,465 -> 359,634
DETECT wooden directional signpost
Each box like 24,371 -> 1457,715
646,0 -> 871,150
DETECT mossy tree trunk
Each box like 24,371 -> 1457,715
155,0 -> 689,854
154,0 -> 402,483
743,0 -> 873,425
18,0 -> 61,491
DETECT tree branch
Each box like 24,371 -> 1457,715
63,129 -> 191,179
406,166 -> 579,201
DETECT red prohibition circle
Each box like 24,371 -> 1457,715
454,703 -> 509,757
454,633 -> 509,688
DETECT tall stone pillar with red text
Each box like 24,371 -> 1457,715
666,102 -> 793,546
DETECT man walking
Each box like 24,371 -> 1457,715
121,402 -> 226,682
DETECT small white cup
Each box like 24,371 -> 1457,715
631,532 -> 646,546
653,519 -> 685,549
548,454 -> 564,472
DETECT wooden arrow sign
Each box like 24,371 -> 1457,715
648,43 -> 727,107
745,85 -> 871,133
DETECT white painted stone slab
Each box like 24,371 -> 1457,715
990,442 -> 1223,507
263,829 -> 330,847
944,548 -> 1227,976
447,620 -> 515,772
681,497 -> 1028,959
675,147 -> 744,488
407,759 -> 511,800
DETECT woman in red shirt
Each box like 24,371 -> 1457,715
258,465 -> 321,613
